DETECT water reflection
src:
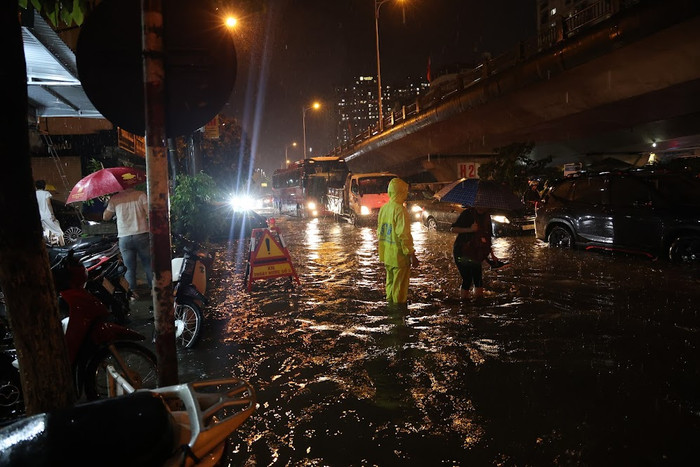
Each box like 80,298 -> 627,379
181,217 -> 700,465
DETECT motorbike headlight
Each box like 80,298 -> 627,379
360,205 -> 371,216
307,201 -> 317,210
491,215 -> 510,224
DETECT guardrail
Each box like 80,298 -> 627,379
324,0 -> 643,158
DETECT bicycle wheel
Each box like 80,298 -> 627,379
84,341 -> 158,400
174,301 -> 202,349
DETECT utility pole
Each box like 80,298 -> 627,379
142,0 -> 178,386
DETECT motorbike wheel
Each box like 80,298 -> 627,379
83,341 -> 158,400
0,356 -> 24,422
63,226 -> 83,244
174,301 -> 203,349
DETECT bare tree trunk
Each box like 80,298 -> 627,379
0,3 -> 75,414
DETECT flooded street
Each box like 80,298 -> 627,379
180,216 -> 700,465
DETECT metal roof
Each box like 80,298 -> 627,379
23,13 -> 103,119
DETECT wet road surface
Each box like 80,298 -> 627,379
177,216 -> 700,465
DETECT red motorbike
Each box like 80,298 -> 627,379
6,252 -> 158,411
56,251 -> 158,400
50,235 -> 131,324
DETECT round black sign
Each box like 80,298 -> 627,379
76,0 -> 237,137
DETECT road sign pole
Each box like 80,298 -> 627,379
142,0 -> 177,386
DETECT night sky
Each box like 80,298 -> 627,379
223,0 -> 537,175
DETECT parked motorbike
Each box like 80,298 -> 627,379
2,252 -> 158,423
0,338 -> 22,423
50,235 -> 131,323
0,377 -> 256,466
172,242 -> 213,349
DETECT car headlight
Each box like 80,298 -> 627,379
411,205 -> 423,213
491,215 -> 510,224
229,195 -> 258,211
360,205 -> 371,216
307,201 -> 317,210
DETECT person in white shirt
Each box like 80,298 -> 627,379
35,180 -> 64,246
103,188 -> 152,295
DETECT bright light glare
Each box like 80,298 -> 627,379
360,205 -> 371,216
225,16 -> 237,28
410,205 -> 423,213
491,215 -> 510,224
307,201 -> 317,210
229,194 -> 260,211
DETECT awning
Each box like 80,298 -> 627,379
22,11 -> 102,119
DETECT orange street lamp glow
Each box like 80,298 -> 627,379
225,16 -> 238,28
303,102 -> 321,159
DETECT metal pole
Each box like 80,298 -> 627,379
375,1 -> 384,132
302,107 -> 308,159
141,0 -> 177,386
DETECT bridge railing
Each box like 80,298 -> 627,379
326,0 -> 641,158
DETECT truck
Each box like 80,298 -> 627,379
326,172 -> 398,226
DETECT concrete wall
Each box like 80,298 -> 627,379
30,156 -> 82,203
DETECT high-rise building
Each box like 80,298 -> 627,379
335,76 -> 428,146
335,76 -> 378,145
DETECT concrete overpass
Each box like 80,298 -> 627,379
329,0 -> 700,181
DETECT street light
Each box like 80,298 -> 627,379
302,101 -> 321,159
284,141 -> 297,167
375,0 -> 404,132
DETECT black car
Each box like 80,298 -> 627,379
534,170 -> 700,262
420,199 -> 535,236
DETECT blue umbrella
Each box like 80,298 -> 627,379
434,178 -> 524,211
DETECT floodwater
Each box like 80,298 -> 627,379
179,217 -> 700,466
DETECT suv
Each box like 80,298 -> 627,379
534,170 -> 700,262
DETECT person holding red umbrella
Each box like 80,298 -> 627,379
103,187 -> 152,297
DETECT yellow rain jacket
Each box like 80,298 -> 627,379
377,178 -> 414,268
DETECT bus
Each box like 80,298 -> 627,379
272,156 -> 349,217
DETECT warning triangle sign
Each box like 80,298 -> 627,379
253,231 -> 287,260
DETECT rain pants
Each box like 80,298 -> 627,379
377,178 -> 415,304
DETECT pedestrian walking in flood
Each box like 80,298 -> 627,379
450,206 -> 496,299
377,178 -> 419,304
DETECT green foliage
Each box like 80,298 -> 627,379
478,142 -> 553,194
86,157 -> 103,173
172,115 -> 252,191
20,0 -> 88,26
170,172 -> 225,244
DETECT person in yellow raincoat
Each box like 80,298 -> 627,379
377,178 -> 419,304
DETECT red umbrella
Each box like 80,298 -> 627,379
66,167 -> 146,203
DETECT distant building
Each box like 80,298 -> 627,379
536,0 -> 592,33
335,76 -> 428,146
536,0 -> 629,39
